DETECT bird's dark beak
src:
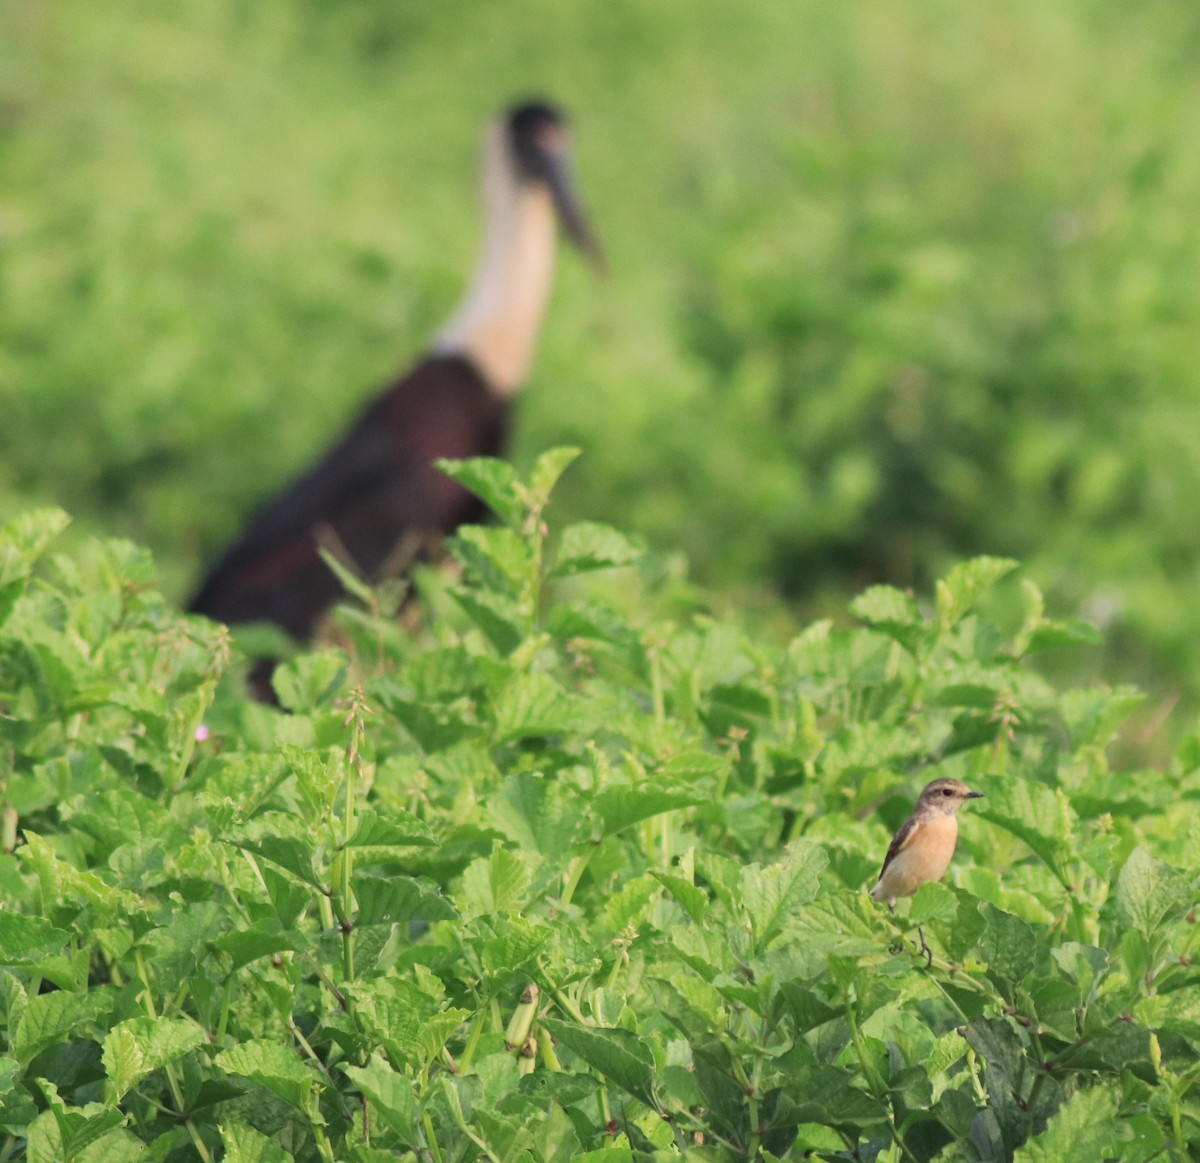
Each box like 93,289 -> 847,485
966,790 -> 985,799
542,149 -> 605,274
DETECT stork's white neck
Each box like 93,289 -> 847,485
433,123 -> 558,397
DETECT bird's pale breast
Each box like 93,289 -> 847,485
873,813 -> 959,900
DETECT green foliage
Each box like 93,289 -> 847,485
1,460 -> 1200,1159
6,0 -> 1200,752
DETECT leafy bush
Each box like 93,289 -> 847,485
7,0 -> 1200,747
0,452 -> 1197,1161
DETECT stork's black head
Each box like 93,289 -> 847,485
505,99 -> 603,269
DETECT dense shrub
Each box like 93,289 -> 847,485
0,454 -> 1197,1160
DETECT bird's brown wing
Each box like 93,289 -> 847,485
877,816 -> 921,881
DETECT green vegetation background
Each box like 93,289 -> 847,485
5,0 -> 1200,750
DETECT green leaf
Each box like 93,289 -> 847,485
908,881 -> 959,925
14,989 -> 113,1066
102,1018 -> 205,1103
1117,847 -> 1192,938
436,457 -> 524,529
353,873 -> 459,926
972,904 -> 1039,994
460,844 -> 535,917
0,912 -> 72,965
973,776 -> 1073,885
450,525 -> 531,596
347,808 -> 437,848
1012,1083 -> 1125,1161
271,650 -> 348,712
487,773 -> 584,859
935,557 -> 1018,632
549,522 -> 644,578
101,1025 -> 143,1105
33,1103 -> 127,1163
528,446 -> 582,505
215,1041 -> 316,1115
342,1056 -> 417,1143
739,841 -> 828,948
1060,686 -> 1147,750
541,1018 -> 657,1108
231,835 -> 321,889
593,787 -> 704,837
447,586 -> 524,654
491,672 -> 591,743
211,920 -> 304,971
219,1121 -> 293,1163
651,871 -> 708,925
850,585 -> 927,653
0,509 -> 70,588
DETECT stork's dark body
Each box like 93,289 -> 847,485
189,355 -> 505,639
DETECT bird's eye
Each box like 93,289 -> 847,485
942,788 -> 953,796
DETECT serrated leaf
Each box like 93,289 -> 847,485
0,912 -> 72,965
528,446 -> 581,504
347,808 -> 437,848
1117,847 -> 1192,938
651,871 -> 708,924
491,671 -> 591,742
449,525 -> 531,596
935,557 -> 1018,631
102,1018 -> 205,1103
1060,685 -> 1147,750
230,835 -> 321,889
972,904 -> 1038,994
219,1121 -> 293,1163
739,841 -> 828,948
973,776 -> 1072,885
447,586 -> 524,654
850,586 -> 927,653
352,873 -> 458,926
549,522 -> 643,578
909,881 -> 959,924
1012,1083 -> 1124,1161
14,989 -> 112,1066
487,773 -> 583,859
436,456 -> 524,529
1023,618 -> 1102,654
215,1040 -> 315,1114
271,650 -> 347,712
460,844 -> 534,917
343,1056 -> 417,1142
101,1026 -> 143,1104
213,921 -> 306,971
0,508 -> 70,589
593,787 -> 704,837
541,1018 -> 657,1108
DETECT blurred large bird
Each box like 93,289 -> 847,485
189,100 -> 601,642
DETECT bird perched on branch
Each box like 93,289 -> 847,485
189,100 -> 602,645
870,777 -> 983,963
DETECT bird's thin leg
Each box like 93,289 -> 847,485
917,925 -> 932,968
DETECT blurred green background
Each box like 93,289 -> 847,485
4,0 -> 1200,755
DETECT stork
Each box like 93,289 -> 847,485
189,101 -> 601,647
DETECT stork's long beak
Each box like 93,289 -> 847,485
542,149 -> 605,274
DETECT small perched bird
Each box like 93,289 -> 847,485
870,777 -> 983,963
189,100 -> 601,644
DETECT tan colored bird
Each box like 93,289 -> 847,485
870,777 -> 983,965
870,777 -> 983,904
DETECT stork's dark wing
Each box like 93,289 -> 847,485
189,355 -> 507,639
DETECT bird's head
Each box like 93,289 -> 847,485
504,100 -> 604,270
916,778 -> 984,817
